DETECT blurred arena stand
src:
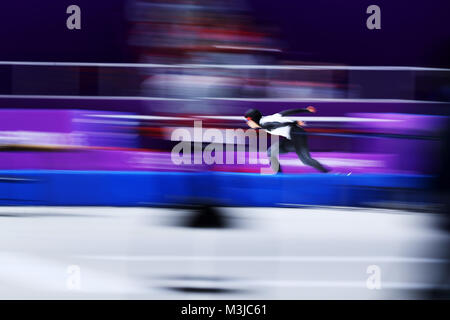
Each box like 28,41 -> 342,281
0,62 -> 448,209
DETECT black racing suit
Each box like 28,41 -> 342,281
260,108 -> 329,173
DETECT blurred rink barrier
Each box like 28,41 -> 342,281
0,62 -> 449,207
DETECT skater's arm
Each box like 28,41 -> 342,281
279,106 -> 316,116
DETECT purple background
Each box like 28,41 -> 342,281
0,1 -> 449,66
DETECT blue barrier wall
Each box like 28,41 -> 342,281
0,170 -> 432,207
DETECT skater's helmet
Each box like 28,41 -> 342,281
244,109 -> 262,124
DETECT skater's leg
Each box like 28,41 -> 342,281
267,139 -> 290,173
291,127 -> 329,173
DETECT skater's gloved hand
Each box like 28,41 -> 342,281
306,106 -> 316,113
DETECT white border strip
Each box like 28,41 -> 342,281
74,254 -> 448,263
87,114 -> 400,122
0,61 -> 449,71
